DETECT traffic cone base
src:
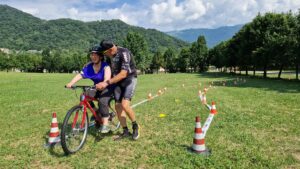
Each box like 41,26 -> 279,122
189,116 -> 210,156
45,112 -> 60,148
190,147 -> 211,156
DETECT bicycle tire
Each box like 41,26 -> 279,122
61,105 -> 88,155
108,98 -> 120,132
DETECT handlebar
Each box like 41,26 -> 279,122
65,85 -> 96,91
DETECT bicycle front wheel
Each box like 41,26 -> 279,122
61,105 -> 88,155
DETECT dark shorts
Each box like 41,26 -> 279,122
114,77 -> 137,103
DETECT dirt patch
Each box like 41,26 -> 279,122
4,154 -> 16,161
292,151 -> 300,161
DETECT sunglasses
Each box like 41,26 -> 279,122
101,49 -> 110,55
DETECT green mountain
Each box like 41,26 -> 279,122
166,25 -> 244,48
0,5 -> 188,51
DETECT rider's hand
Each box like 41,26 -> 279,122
66,83 -> 73,88
96,82 -> 108,90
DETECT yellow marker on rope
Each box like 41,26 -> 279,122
159,114 -> 166,118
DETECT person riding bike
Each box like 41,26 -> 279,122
66,45 -> 113,133
96,40 -> 140,140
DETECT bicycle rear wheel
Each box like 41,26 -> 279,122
61,105 -> 88,155
108,98 -> 120,132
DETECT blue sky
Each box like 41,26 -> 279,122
1,0 -> 300,31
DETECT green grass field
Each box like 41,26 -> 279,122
0,72 -> 299,169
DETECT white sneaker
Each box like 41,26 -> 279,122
100,125 -> 110,134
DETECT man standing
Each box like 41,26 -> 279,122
96,40 -> 140,140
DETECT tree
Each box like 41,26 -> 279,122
209,41 -> 228,71
150,50 -> 164,73
41,49 -> 53,72
190,36 -> 208,72
177,47 -> 190,72
163,48 -> 177,73
52,50 -> 63,72
294,11 -> 300,80
123,32 -> 151,73
0,51 -> 9,71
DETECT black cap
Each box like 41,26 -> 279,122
89,45 -> 103,54
100,40 -> 114,51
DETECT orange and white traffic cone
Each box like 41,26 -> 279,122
202,101 -> 218,137
202,94 -> 207,105
190,116 -> 210,155
210,102 -> 217,115
198,90 -> 202,101
45,112 -> 60,148
147,93 -> 152,100
203,87 -> 208,93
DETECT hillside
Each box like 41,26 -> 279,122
0,5 -> 188,51
167,25 -> 243,48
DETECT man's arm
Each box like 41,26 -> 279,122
103,66 -> 112,81
107,70 -> 127,84
96,69 -> 127,90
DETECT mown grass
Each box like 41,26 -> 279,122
0,72 -> 299,169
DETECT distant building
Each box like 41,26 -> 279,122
159,67 -> 165,72
27,50 -> 42,54
0,48 -> 10,54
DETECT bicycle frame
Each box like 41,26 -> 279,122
73,93 -> 102,129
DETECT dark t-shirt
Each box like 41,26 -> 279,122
111,47 -> 137,78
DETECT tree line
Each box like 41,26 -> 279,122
0,5 -> 187,52
209,12 -> 300,80
0,31 -> 209,74
0,49 -> 86,73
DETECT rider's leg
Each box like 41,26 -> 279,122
97,88 -> 112,127
121,78 -> 139,140
114,86 -> 127,128
115,102 -> 127,128
121,99 -> 135,122
121,77 -> 137,122
113,86 -> 131,139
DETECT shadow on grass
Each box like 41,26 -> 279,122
197,72 -> 300,93
180,144 -> 212,156
88,127 -> 118,143
44,123 -> 119,157
43,129 -> 65,157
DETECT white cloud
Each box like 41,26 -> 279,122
67,8 -> 78,17
60,4 -> 146,26
1,0 -> 300,31
150,0 -> 207,24
20,7 -> 39,15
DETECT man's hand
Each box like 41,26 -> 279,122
96,82 -> 108,90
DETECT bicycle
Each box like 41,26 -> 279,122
61,85 -> 120,155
